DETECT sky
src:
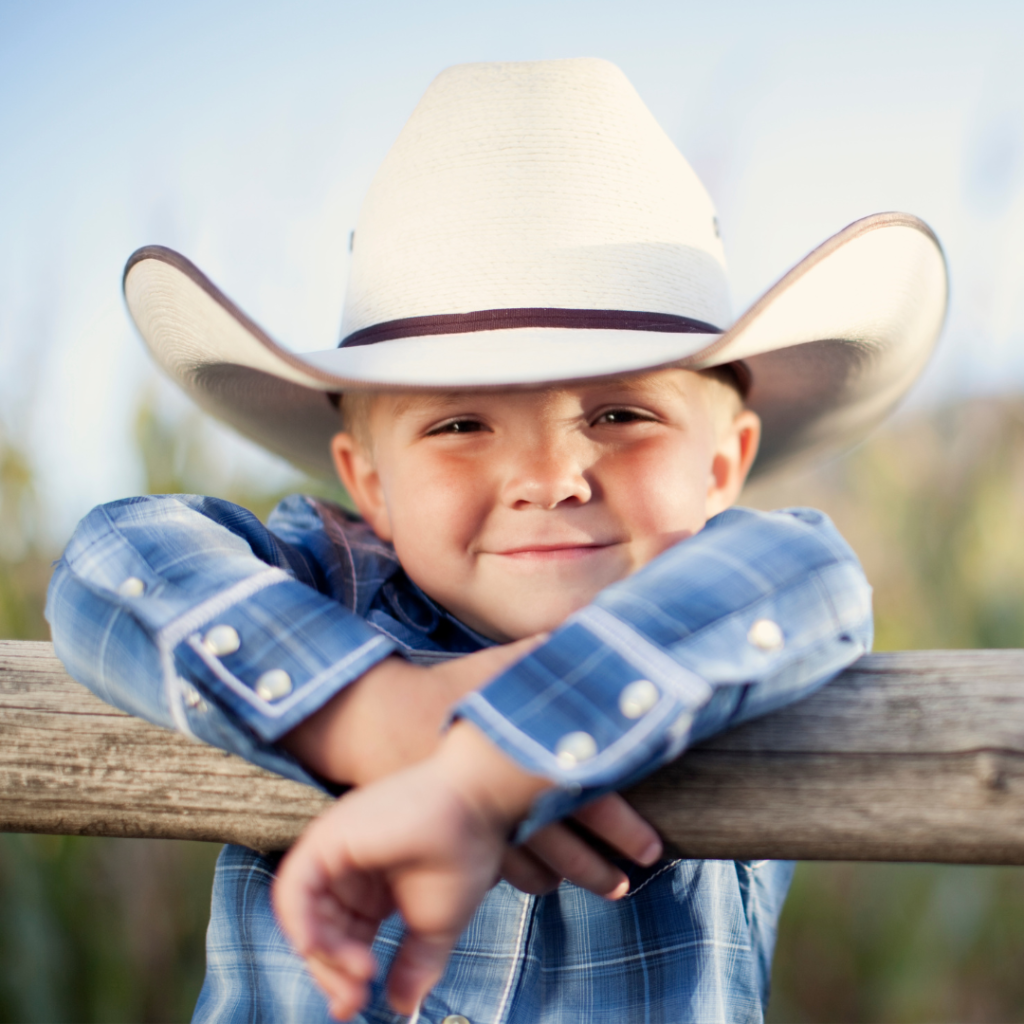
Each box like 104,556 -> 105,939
2,0 -> 1023,541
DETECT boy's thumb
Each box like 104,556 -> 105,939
439,633 -> 548,701
484,632 -> 549,671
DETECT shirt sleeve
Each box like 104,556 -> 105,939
45,494 -> 397,789
453,506 -> 873,837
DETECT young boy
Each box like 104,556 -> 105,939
46,59 -> 947,1024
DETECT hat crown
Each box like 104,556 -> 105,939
340,59 -> 731,340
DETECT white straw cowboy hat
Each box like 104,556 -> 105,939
123,58 -> 948,478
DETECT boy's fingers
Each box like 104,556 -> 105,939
386,930 -> 462,1015
525,823 -> 629,900
500,846 -> 562,895
273,850 -> 334,955
274,843 -> 387,974
307,958 -> 370,1022
572,793 -> 663,866
440,633 -> 549,695
481,632 -> 549,668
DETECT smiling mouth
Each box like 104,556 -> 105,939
491,543 -> 618,561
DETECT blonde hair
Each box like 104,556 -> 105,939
337,391 -> 377,453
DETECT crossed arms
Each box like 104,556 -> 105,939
47,494 -> 872,1016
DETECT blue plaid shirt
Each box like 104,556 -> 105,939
46,495 -> 872,1024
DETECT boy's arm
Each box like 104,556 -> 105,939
45,494 -> 402,788
46,493 -> 660,895
456,505 -> 873,836
274,505 -> 873,1018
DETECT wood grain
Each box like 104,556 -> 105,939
0,641 -> 331,851
2,641 -> 1024,861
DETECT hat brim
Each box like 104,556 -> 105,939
123,212 -> 947,478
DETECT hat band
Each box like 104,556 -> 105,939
339,308 -> 722,348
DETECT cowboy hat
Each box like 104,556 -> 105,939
123,58 -> 948,478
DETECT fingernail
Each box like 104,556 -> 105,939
638,839 -> 662,866
605,877 -> 630,900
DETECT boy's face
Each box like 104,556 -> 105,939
332,369 -> 760,642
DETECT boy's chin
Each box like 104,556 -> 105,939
465,595 -> 597,644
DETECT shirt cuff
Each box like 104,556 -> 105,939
455,604 -> 713,836
164,573 -> 397,742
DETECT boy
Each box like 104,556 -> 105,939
46,59 -> 946,1023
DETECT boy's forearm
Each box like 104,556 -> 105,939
281,639 -> 546,786
279,656 -> 453,785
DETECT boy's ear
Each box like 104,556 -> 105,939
330,433 -> 393,542
707,409 -> 761,518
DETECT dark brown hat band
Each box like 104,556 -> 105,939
334,307 -> 747,398
339,308 -> 723,348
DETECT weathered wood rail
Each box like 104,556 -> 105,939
2,640 -> 1024,862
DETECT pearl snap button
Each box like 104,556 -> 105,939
619,679 -> 659,719
117,576 -> 145,598
182,683 -> 203,709
442,1015 -> 471,1024
555,731 -> 598,768
748,618 -> 784,652
670,709 -> 694,737
255,669 -> 293,702
203,624 -> 241,657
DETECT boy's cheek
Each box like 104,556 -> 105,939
633,526 -> 703,569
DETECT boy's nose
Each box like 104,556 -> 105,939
501,441 -> 593,509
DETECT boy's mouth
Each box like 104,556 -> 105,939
491,543 -> 618,561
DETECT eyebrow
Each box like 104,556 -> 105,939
600,374 -> 682,395
387,392 -> 477,419
387,372 -> 689,419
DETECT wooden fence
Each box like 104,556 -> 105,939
2,640 -> 1023,862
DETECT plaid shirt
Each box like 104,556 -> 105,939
47,495 -> 872,1024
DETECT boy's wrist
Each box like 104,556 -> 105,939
435,720 -> 552,832
280,656 -> 430,785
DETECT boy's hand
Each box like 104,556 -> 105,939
281,644 -> 663,900
274,720 -> 560,1020
506,791 -> 662,898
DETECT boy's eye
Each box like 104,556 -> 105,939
427,418 -> 486,435
593,408 -> 654,425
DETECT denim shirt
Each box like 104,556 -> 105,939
46,495 -> 872,1024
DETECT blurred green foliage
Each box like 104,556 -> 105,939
0,834 -> 217,1022
769,863 -> 1024,1022
2,395 -> 1024,1021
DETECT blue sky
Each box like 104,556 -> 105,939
2,0 -> 1023,538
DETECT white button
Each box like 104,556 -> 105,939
117,576 -> 145,598
555,731 -> 598,768
748,618 -> 784,652
255,669 -> 293,702
619,679 -> 659,719
203,624 -> 241,657
668,710 -> 694,739
180,682 -> 208,713
442,1016 -> 472,1024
